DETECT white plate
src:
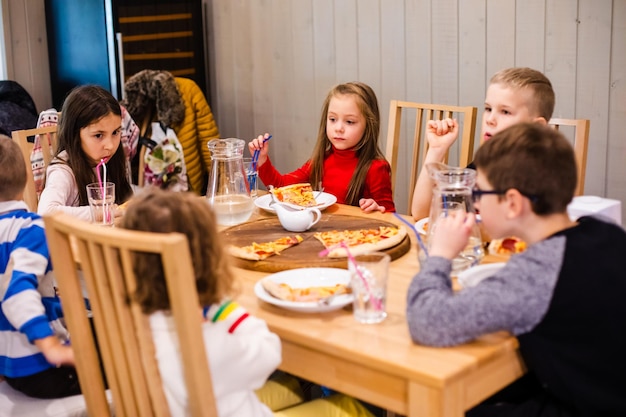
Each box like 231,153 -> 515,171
414,218 -> 429,235
254,192 -> 338,214
457,262 -> 506,288
254,267 -> 353,313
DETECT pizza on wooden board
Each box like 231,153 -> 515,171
228,235 -> 304,261
261,279 -> 351,302
315,226 -> 407,258
270,183 -> 317,207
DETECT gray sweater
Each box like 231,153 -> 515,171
407,216 -> 626,416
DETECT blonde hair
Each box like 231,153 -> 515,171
0,137 -> 27,201
121,188 -> 236,313
489,67 -> 555,121
309,82 -> 387,206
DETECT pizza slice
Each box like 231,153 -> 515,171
270,183 -> 317,207
488,236 -> 526,255
315,226 -> 407,258
262,279 -> 351,302
229,235 -> 304,260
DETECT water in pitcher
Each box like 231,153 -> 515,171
206,138 -> 254,226
211,194 -> 255,226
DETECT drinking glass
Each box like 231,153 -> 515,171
86,182 -> 115,226
242,157 -> 258,198
348,252 -> 390,324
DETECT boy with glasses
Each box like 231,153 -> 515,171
406,123 -> 626,416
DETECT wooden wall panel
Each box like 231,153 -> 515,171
544,1 -> 578,119
203,0 -> 625,216
4,0 -> 51,112
575,0 -> 612,195
250,0 -> 273,145
607,0 -> 626,209
5,0 -> 624,218
291,0 -> 318,169
515,0 -> 546,70
458,0 -> 487,152
486,0 -> 515,75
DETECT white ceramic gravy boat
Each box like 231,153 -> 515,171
273,202 -> 322,232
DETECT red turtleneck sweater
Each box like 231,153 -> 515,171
258,147 -> 396,212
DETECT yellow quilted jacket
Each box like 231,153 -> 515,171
173,77 -> 220,194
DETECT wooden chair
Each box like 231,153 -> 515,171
548,118 -> 590,196
385,100 -> 477,213
11,125 -> 59,212
43,212 -> 217,417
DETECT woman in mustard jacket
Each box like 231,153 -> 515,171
123,70 -> 220,194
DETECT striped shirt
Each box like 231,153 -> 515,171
0,200 -> 67,378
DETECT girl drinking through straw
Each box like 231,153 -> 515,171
38,85 -> 133,221
248,82 -> 396,213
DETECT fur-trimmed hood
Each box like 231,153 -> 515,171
121,70 -> 186,128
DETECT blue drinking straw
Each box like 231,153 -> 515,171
393,212 -> 429,257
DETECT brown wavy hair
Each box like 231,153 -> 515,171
54,85 -> 133,206
121,188 -> 236,314
309,82 -> 388,206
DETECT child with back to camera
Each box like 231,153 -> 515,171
38,85 -> 133,221
121,188 -> 376,417
411,67 -> 555,220
0,137 -> 77,398
406,123 -> 626,416
249,81 -> 396,213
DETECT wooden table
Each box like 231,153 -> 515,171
227,203 -> 525,417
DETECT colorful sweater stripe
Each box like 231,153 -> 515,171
204,300 -> 250,333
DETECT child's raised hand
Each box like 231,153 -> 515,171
248,133 -> 271,167
425,118 -> 459,151
428,211 -> 475,260
359,198 -> 386,213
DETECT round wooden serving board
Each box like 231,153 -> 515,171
221,213 -> 411,272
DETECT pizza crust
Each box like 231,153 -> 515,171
261,279 -> 351,302
270,183 -> 317,207
319,226 -> 407,258
228,245 -> 266,261
228,235 -> 304,261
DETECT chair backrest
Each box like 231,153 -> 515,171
548,118 -> 590,196
385,100 -> 477,213
43,212 -> 217,417
11,125 -> 59,212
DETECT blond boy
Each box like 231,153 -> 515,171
0,137 -> 76,398
407,123 -> 626,416
411,67 -> 555,220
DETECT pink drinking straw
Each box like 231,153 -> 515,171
96,158 -> 111,223
318,242 -> 383,311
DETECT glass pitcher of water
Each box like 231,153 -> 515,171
206,138 -> 254,226
426,163 -> 484,274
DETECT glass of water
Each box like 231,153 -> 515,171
86,182 -> 115,226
